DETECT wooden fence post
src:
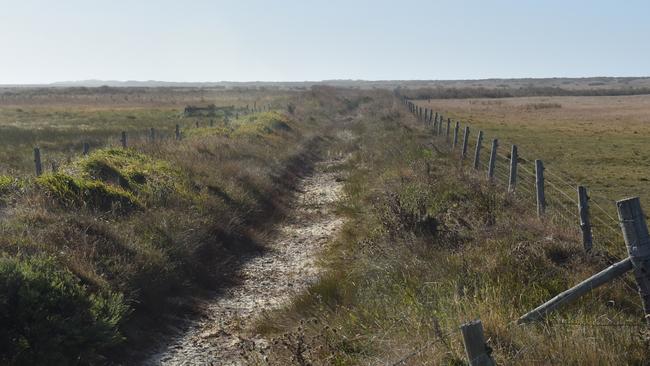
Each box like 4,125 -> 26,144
121,131 -> 127,148
617,197 -> 650,323
34,147 -> 42,177
438,116 -> 443,135
461,126 -> 470,160
446,118 -> 451,142
83,142 -> 90,156
473,130 -> 484,170
460,320 -> 495,366
433,117 -> 438,135
149,127 -> 155,142
536,160 -> 546,217
487,139 -> 498,180
175,124 -> 181,140
508,145 -> 518,192
424,109 -> 429,122
578,186 -> 593,252
453,121 -> 459,149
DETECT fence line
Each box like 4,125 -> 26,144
402,98 -> 649,364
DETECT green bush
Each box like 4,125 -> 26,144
0,257 -> 129,365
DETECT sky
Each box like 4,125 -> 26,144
0,0 -> 649,84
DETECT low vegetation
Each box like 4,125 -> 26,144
252,93 -> 649,365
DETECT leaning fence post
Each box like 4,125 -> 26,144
473,131 -> 484,170
461,126 -> 470,160
487,139 -> 498,180
120,131 -> 127,148
453,121 -> 460,149
578,186 -> 593,252
34,147 -> 42,177
617,197 -> 650,323
508,145 -> 518,192
446,118 -> 451,142
83,142 -> 90,156
175,124 -> 181,140
536,160 -> 546,217
460,320 -> 495,366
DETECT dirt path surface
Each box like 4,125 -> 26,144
145,155 -> 346,365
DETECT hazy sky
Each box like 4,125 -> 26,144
1,0 -> 648,83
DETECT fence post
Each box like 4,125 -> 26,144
453,121 -> 460,149
461,126 -> 470,160
149,127 -> 155,142
487,139 -> 498,180
121,131 -> 127,148
460,320 -> 495,366
34,147 -> 42,177
437,116 -> 443,135
83,142 -> 90,156
536,160 -> 546,217
473,130 -> 484,170
434,112 -> 438,125
508,145 -> 518,192
446,118 -> 451,142
424,109 -> 429,122
616,197 -> 650,323
578,186 -> 593,252
433,116 -> 438,135
175,124 -> 181,140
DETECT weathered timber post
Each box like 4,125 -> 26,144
487,139 -> 498,180
175,124 -> 181,140
120,131 -> 127,148
83,142 -> 90,156
453,121 -> 460,149
433,117 -> 438,135
508,145 -> 518,192
518,196 -> 650,324
149,127 -> 155,142
446,118 -> 451,142
535,160 -> 546,217
434,112 -> 438,125
473,130 -> 484,170
461,126 -> 470,160
578,186 -> 593,252
424,109 -> 429,122
437,115 -> 443,135
34,147 -> 42,176
195,121 -> 199,128
617,197 -> 650,323
460,320 -> 495,366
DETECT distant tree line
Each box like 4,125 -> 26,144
397,86 -> 650,99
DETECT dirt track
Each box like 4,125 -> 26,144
145,155 -> 346,365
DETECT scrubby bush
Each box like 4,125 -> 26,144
0,256 -> 128,365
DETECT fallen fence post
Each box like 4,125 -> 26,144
121,131 -> 127,148
508,145 -> 518,192
517,257 -> 634,323
473,130 -> 484,170
578,186 -> 593,252
453,121 -> 460,149
487,139 -> 498,180
535,160 -> 545,217
460,320 -> 495,366
34,147 -> 42,177
617,197 -> 650,323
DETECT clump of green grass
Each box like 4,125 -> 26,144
233,111 -> 294,137
37,173 -> 140,213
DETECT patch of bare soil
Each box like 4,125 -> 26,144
145,155 -> 347,365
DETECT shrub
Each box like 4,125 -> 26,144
0,256 -> 129,365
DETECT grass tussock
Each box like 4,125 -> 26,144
253,95 -> 649,365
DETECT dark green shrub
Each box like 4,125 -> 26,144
0,257 -> 129,365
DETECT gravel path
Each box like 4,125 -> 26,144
145,156 -> 346,365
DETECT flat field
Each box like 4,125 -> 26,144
0,87 -> 292,175
416,95 -> 650,220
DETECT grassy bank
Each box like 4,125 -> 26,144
0,87 -> 378,365
254,95 -> 648,364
